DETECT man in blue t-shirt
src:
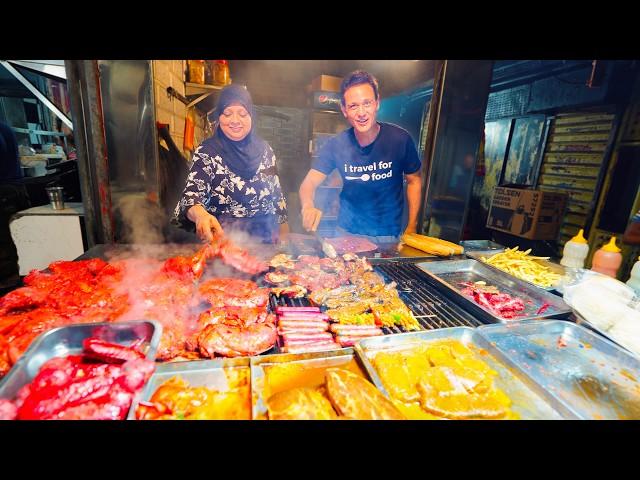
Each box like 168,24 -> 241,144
299,70 -> 422,242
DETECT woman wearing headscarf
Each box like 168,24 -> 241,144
174,84 -> 289,244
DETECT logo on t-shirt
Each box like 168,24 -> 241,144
344,161 -> 393,182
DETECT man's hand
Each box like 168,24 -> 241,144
403,225 -> 417,236
299,169 -> 328,232
188,206 -> 223,242
302,206 -> 323,232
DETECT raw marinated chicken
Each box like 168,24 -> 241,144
372,340 -> 517,420
325,368 -> 404,420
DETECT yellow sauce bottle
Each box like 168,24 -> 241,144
591,236 -> 622,278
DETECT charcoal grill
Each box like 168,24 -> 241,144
374,262 -> 486,333
268,261 -> 485,338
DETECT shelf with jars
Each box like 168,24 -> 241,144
184,60 -> 231,108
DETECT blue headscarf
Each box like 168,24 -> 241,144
208,84 -> 267,180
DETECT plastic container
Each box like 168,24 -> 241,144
627,256 -> 640,294
591,236 -> 622,278
213,60 -> 230,86
560,229 -> 590,268
188,60 -> 205,85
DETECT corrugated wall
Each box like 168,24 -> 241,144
587,74 -> 640,280
537,112 -> 615,247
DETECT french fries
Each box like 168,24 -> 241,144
480,247 -> 561,288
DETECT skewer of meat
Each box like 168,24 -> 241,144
278,320 -> 329,329
281,341 -> 341,354
280,332 -> 333,342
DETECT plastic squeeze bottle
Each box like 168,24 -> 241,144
627,256 -> 640,294
560,229 -> 590,268
591,236 -> 623,278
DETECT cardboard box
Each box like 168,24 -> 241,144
312,75 -> 342,93
486,187 -> 567,240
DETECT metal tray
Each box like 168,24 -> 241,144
415,259 -> 572,323
0,320 -> 161,410
128,357 -> 252,420
572,312 -> 634,355
353,327 -> 564,419
460,240 -> 504,251
466,249 -> 566,291
250,348 -> 371,420
476,320 -> 640,419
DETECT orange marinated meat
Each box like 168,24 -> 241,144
266,387 -> 338,420
372,341 -> 516,420
325,368 -> 405,420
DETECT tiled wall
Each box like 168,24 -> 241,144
254,106 -> 309,196
152,60 -> 206,160
254,105 -> 309,231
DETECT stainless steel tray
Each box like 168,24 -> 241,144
572,312 -> 634,355
460,240 -> 504,251
467,249 -> 566,291
353,327 -> 564,419
129,357 -> 252,420
0,320 -> 161,410
416,259 -> 572,323
250,348 -> 371,420
476,320 -> 640,419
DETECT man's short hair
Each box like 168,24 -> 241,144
340,70 -> 380,106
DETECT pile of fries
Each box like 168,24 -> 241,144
480,247 -> 561,288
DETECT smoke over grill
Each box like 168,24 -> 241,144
115,193 -> 165,245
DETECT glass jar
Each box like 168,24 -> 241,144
214,60 -> 230,86
205,61 -> 214,85
188,60 -> 205,85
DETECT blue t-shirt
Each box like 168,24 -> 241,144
312,122 -> 421,237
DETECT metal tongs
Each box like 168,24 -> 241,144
313,231 -> 337,258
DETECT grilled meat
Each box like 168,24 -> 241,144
269,254 -> 296,269
264,271 -> 291,285
270,285 -> 307,298
198,321 -> 277,358
198,278 -> 269,308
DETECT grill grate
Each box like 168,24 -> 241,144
269,294 -> 311,311
374,263 -> 486,332
268,261 -> 485,338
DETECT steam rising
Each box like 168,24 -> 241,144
115,194 -> 165,245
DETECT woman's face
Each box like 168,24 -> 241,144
219,103 -> 252,141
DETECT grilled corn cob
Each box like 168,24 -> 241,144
401,233 -> 464,256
